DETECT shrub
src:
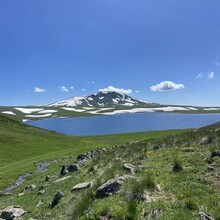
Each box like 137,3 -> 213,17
173,158 -> 183,172
185,199 -> 199,211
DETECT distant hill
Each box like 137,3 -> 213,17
48,91 -> 153,107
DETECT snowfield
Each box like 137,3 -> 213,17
2,111 -> 16,115
61,107 -> 86,112
15,108 -> 44,114
25,114 -> 52,118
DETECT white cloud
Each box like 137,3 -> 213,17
99,86 -> 133,94
150,81 -> 185,92
33,87 -> 46,93
92,81 -> 95,84
197,71 -> 215,80
208,71 -> 215,79
60,86 -> 69,92
214,62 -> 220,66
135,90 -> 140,93
82,88 -> 86,92
70,86 -> 74,90
196,73 -> 204,79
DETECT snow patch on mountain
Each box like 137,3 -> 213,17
2,111 -> 16,115
15,108 -> 44,114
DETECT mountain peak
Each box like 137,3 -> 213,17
48,91 -> 151,107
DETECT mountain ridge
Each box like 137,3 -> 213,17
47,91 -> 153,107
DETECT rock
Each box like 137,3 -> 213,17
96,175 -> 131,198
36,200 -> 43,207
38,190 -> 45,195
123,163 -> 135,173
207,166 -> 215,171
60,164 -> 79,176
67,164 -> 79,172
185,147 -> 195,152
49,191 -> 64,208
199,212 -> 214,220
71,182 -> 92,192
54,176 -> 71,183
0,193 -> 12,197
200,137 -> 213,145
0,205 -> 26,220
60,165 -> 68,176
143,209 -> 163,218
211,150 -> 220,157
45,175 -> 51,182
24,185 -> 36,192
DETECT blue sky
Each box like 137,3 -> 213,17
0,0 -> 220,106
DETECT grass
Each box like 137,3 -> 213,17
0,115 -> 220,219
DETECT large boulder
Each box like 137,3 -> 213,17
0,205 -> 26,220
96,175 -> 131,198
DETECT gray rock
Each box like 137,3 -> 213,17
200,137 -> 213,145
199,212 -> 214,220
96,175 -> 131,198
211,150 -> 220,157
185,147 -> 195,152
49,191 -> 64,208
67,164 -> 79,172
45,175 -> 51,182
123,163 -> 135,173
0,205 -> 26,220
71,182 -> 92,192
207,166 -> 215,171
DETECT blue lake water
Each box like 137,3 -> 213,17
25,113 -> 220,136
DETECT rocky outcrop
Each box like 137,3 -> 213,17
199,212 -> 214,220
0,205 -> 26,220
60,164 -> 79,176
71,182 -> 92,192
123,163 -> 135,173
211,150 -> 220,157
77,149 -> 105,163
49,191 -> 64,208
96,175 -> 131,198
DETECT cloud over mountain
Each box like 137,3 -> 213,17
150,81 -> 185,92
99,86 -> 133,94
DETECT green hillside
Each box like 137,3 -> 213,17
0,115 -> 219,220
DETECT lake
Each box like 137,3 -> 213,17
25,112 -> 220,136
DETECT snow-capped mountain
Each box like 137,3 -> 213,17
48,91 -> 152,107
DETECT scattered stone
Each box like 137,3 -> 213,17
60,164 -> 79,176
0,193 -> 12,197
123,163 -> 135,173
36,200 -> 44,207
96,175 -> 132,198
54,176 -> 71,183
45,175 -> 51,182
211,150 -> 220,157
199,212 -> 214,220
71,182 -> 92,192
49,191 -> 64,208
153,146 -> 160,150
185,147 -> 195,152
60,165 -> 68,176
67,164 -> 79,172
200,137 -> 213,145
24,185 -> 36,192
207,166 -> 215,171
38,190 -> 45,195
0,205 -> 26,220
18,193 -> 25,197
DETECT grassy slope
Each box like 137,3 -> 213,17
0,116 -> 219,219
0,115 -> 183,189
